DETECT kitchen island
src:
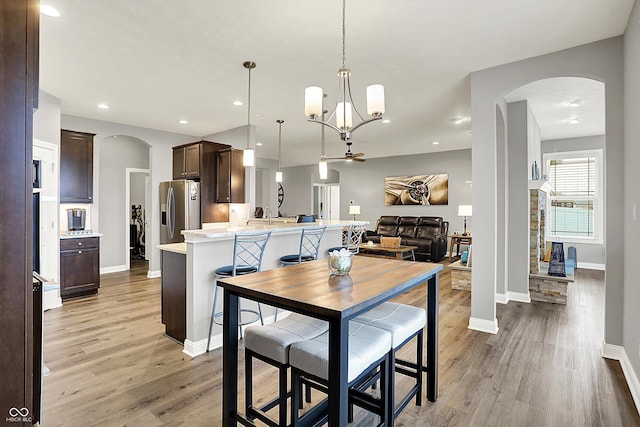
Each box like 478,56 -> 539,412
158,220 -> 367,357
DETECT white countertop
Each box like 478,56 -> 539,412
182,219 -> 368,242
157,242 -> 187,254
60,232 -> 103,239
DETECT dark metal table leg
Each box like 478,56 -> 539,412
426,274 -> 439,402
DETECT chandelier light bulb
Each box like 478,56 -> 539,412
305,86 -> 323,117
336,102 -> 353,129
366,84 -> 385,116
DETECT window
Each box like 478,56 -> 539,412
543,149 -> 603,243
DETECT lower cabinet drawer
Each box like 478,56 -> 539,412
60,247 -> 100,299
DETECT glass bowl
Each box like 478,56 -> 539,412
328,252 -> 352,276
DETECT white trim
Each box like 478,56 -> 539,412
543,149 -> 604,243
508,291 -> 531,303
125,168 -> 150,272
183,314 -> 280,358
578,262 -> 605,271
601,341 -> 640,416
100,264 -> 127,274
496,293 -> 509,304
183,338 -> 212,358
468,317 -> 499,334
147,269 -> 161,278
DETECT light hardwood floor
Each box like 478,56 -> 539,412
42,259 -> 639,426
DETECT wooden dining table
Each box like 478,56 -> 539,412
218,256 -> 443,426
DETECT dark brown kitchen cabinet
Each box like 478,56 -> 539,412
60,129 -> 95,203
216,148 -> 245,203
172,143 -> 201,179
60,237 -> 100,299
161,250 -> 186,343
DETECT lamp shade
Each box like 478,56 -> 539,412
305,86 -> 323,117
243,149 -> 255,167
336,102 -> 353,129
318,160 -> 328,180
348,205 -> 361,215
366,84 -> 385,115
457,205 -> 472,217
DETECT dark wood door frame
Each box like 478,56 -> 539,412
0,0 -> 39,424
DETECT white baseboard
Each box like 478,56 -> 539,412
183,313 -> 282,358
508,291 -> 531,303
468,317 -> 499,334
496,293 -> 509,304
578,262 -> 605,270
147,269 -> 161,278
100,264 -> 127,274
601,341 -> 640,415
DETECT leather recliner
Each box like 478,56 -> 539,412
365,216 -> 448,262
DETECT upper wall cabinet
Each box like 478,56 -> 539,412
216,148 -> 245,203
172,143 -> 201,180
60,129 -> 95,203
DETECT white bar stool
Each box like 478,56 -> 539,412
289,322 -> 392,426
353,302 -> 427,420
244,313 -> 328,427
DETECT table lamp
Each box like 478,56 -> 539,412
457,205 -> 472,236
348,205 -> 360,221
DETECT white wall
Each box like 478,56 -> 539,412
541,135 -> 605,266
98,136 -> 149,269
623,0 -> 640,394
33,91 -> 61,144
471,37 -> 624,341
61,114 -> 197,275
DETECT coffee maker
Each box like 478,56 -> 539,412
67,208 -> 86,231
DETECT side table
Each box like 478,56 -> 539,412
448,235 -> 472,262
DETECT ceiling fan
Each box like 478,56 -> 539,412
325,142 -> 366,162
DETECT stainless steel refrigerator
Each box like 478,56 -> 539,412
160,180 -> 200,244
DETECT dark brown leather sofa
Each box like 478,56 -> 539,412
364,216 -> 449,262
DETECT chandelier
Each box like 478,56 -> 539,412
304,0 -> 385,141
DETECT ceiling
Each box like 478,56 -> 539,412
39,1 -> 633,166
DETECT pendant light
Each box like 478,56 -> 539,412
275,119 -> 284,183
319,105 -> 328,180
304,0 -> 385,141
243,61 -> 256,167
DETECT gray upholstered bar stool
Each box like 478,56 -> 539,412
243,313 -> 328,426
206,231 -> 271,352
289,322 -> 393,426
352,302 -> 427,421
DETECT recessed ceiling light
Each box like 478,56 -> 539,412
40,5 -> 61,17
178,120 -> 188,124
382,119 -> 391,124
568,99 -> 584,107
233,101 -> 243,106
97,103 -> 109,109
254,113 -> 263,118
432,141 -> 440,145
450,117 -> 464,125
256,142 -> 263,146
567,117 -> 580,124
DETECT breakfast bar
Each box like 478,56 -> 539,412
218,256 -> 443,426
159,220 -> 366,357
